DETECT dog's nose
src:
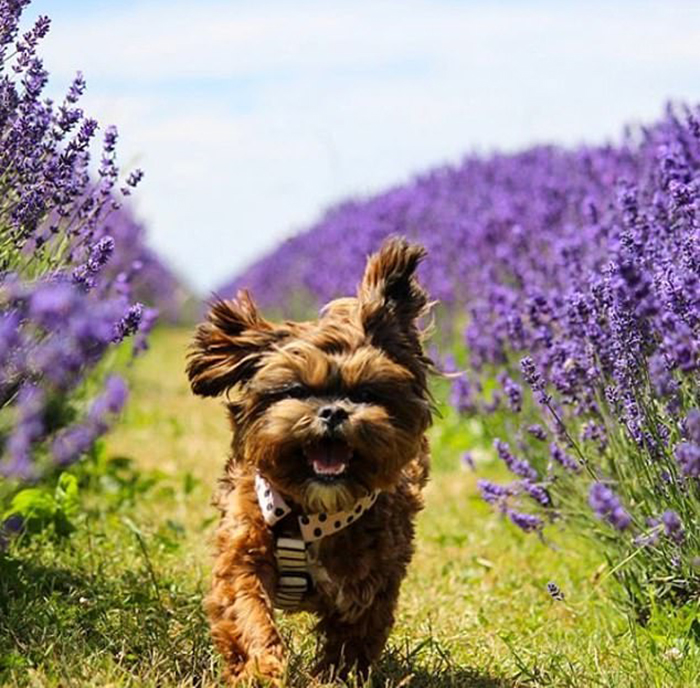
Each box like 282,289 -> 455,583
318,405 -> 348,429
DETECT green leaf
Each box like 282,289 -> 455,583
55,472 -> 80,518
3,487 -> 56,521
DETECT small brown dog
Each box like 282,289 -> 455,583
187,238 -> 434,684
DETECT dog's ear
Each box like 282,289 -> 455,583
358,237 -> 428,345
187,291 -> 283,397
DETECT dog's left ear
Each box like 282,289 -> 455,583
358,236 -> 429,347
187,291 -> 284,397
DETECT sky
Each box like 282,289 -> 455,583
26,0 -> 700,294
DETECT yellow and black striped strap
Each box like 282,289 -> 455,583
274,537 -> 311,610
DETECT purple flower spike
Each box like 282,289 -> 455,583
520,357 -> 550,404
526,424 -> 547,441
450,374 -> 476,415
52,424 -> 96,465
113,302 -> 144,342
675,442 -> 700,478
589,483 -> 631,531
520,479 -> 551,506
88,375 -> 129,425
29,283 -> 76,327
683,410 -> 700,444
507,509 -> 543,533
477,479 -> 510,505
550,443 -> 581,473
661,510 -> 685,544
494,439 -> 538,481
461,451 -> 475,471
500,374 -> 523,413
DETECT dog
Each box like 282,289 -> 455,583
187,237 -> 434,684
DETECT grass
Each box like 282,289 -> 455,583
3,328 -> 700,687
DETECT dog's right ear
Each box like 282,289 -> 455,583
187,291 -> 283,397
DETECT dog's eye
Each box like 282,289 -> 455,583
350,388 -> 379,404
280,384 -> 309,400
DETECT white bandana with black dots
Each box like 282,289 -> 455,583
254,474 -> 380,542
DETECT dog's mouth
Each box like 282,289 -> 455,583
304,440 -> 353,480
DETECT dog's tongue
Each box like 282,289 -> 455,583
306,441 -> 352,476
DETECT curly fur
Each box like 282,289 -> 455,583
187,237 -> 434,684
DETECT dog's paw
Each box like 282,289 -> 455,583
312,653 -> 371,685
248,652 -> 285,683
336,581 -> 376,623
225,651 -> 285,686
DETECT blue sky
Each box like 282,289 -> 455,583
26,0 -> 700,293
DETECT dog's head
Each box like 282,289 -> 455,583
187,237 -> 433,512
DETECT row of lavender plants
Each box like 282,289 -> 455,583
226,104 -> 700,612
0,1 -> 187,498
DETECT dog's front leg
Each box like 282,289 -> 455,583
315,575 -> 402,680
206,510 -> 285,685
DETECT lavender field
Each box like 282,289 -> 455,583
228,105 -> 700,615
3,0 -> 700,685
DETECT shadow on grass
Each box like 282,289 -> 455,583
0,553 -> 214,686
1,554 -> 511,687
282,635 -> 515,688
371,649 -> 516,688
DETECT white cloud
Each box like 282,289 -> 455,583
25,0 -> 700,291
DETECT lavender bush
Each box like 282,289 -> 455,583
226,104 -> 700,611
0,1 -> 187,495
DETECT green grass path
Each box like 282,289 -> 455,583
2,329 -> 699,687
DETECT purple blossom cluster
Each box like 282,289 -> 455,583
588,483 -> 631,531
0,268 -> 143,479
223,100 -> 700,607
0,2 -> 189,484
476,477 -> 546,533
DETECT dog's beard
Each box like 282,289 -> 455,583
303,479 -> 356,513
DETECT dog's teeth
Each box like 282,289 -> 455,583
312,459 -> 347,476
305,440 -> 352,477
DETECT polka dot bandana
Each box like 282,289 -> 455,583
255,474 -> 291,523
254,473 -> 380,542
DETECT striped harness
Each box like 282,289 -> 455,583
254,474 -> 380,609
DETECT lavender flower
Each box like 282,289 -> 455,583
499,373 -> 523,413
683,410 -> 700,444
494,439 -> 538,481
461,451 -> 475,471
121,167 -> 144,196
526,424 -> 547,441
520,356 -> 550,404
113,302 -> 144,342
589,483 -> 632,531
550,443 -> 581,473
675,442 -> 700,478
88,375 -> 128,424
0,1 -> 189,484
661,510 -> 685,544
520,479 -> 551,507
507,509 -> 543,533
477,479 -> 510,505
450,374 -> 476,415
52,423 -> 96,466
